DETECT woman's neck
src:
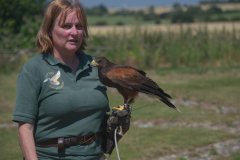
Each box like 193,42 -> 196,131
52,49 -> 79,73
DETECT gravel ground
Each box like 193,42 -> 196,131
132,121 -> 240,134
154,139 -> 240,160
132,119 -> 240,160
0,123 -> 18,129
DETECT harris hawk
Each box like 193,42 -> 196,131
91,57 -> 180,113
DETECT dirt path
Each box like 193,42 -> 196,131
132,121 -> 240,134
0,123 -> 17,129
171,99 -> 240,115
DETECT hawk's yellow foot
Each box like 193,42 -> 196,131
113,105 -> 124,110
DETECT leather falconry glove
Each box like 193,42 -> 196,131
101,108 -> 131,155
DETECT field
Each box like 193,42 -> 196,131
1,11 -> 240,158
1,1 -> 240,159
89,21 -> 240,35
212,12 -> 240,18
1,68 -> 240,159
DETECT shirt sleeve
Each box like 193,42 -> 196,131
12,70 -> 41,124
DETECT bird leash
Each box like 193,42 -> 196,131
114,128 -> 121,160
109,105 -> 150,160
105,105 -> 152,160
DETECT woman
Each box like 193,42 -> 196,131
12,0 -> 110,159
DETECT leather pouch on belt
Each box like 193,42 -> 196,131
57,138 -> 64,151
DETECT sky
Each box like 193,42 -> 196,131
79,0 -> 202,8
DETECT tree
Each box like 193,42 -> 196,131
186,6 -> 204,16
148,5 -> 155,15
171,11 -> 194,23
85,4 -> 108,16
0,0 -> 47,34
173,2 -> 181,9
206,5 -> 223,14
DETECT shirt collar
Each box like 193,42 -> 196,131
42,51 -> 91,67
42,52 -> 61,66
76,51 -> 91,73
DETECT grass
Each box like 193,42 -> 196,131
2,23 -> 240,73
154,69 -> 240,107
0,128 -> 23,160
109,126 -> 236,160
0,127 -> 236,160
1,68 -> 240,124
108,92 -> 237,123
86,26 -> 240,71
0,65 -> 239,159
108,68 -> 240,110
211,12 -> 240,21
0,72 -> 18,123
178,157 -> 187,160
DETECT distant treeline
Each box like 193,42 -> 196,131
107,4 -> 240,24
168,4 -> 240,23
200,0 -> 240,4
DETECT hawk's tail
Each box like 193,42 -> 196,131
160,99 -> 181,113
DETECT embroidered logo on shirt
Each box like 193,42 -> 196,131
44,71 -> 64,89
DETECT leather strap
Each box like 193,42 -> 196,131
36,133 -> 98,151
58,138 -> 64,151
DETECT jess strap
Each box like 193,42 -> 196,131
35,133 -> 98,151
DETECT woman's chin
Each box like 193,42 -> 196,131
66,46 -> 79,53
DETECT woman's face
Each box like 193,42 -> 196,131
49,10 -> 83,54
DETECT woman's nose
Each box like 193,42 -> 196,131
70,26 -> 78,36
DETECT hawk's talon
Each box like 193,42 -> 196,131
113,105 -> 124,110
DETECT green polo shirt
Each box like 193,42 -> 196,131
12,51 -> 109,160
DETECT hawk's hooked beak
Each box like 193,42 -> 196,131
90,60 -> 99,67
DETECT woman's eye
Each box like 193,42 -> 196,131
76,25 -> 83,30
62,25 -> 71,29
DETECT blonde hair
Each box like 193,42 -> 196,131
36,0 -> 89,53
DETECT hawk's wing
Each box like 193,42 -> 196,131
106,67 -> 169,98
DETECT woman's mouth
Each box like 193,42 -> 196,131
69,39 -> 78,44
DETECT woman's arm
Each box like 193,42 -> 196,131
18,122 -> 38,160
